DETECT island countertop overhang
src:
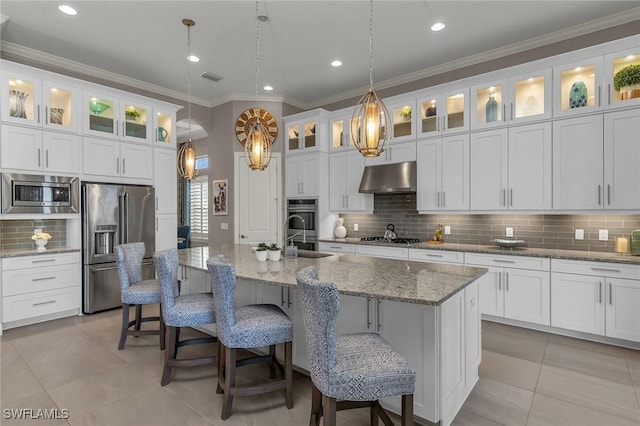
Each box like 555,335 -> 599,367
177,245 -> 488,306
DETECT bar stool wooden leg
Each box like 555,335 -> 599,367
285,341 -> 293,409
310,384 -> 322,426
161,326 -> 178,386
322,395 -> 337,426
269,344 -> 277,378
216,342 -> 224,394
401,394 -> 413,426
135,304 -> 142,332
221,346 -> 236,420
370,405 -> 379,426
159,308 -> 166,350
118,303 -> 130,350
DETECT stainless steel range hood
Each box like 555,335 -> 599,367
359,161 -> 417,193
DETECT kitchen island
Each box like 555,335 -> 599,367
178,245 -> 487,426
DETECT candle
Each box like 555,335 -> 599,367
615,237 -> 629,253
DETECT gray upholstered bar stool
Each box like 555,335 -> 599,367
207,255 -> 294,420
114,242 -> 165,351
296,266 -> 416,426
154,249 -> 218,386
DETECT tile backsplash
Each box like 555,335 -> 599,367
339,194 -> 640,253
1,219 -> 67,250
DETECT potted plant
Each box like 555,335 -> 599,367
255,242 -> 269,262
614,64 -> 640,100
31,232 -> 52,251
399,105 -> 412,121
268,243 -> 281,261
125,107 -> 141,121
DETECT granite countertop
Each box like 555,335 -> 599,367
318,238 -> 640,266
0,247 -> 81,259
178,245 -> 487,306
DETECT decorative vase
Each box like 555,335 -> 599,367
35,239 -> 48,251
425,105 -> 437,117
334,218 -> 347,238
619,84 -> 640,100
9,90 -> 28,118
485,95 -> 498,122
255,250 -> 268,262
49,107 -> 64,125
268,249 -> 281,261
569,81 -> 588,109
630,229 -> 640,256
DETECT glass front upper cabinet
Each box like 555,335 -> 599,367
121,100 -> 151,143
43,81 -> 77,132
605,48 -> 640,108
330,116 -> 357,150
553,57 -> 603,117
154,109 -> 175,148
417,87 -> 469,137
471,82 -> 505,129
286,120 -> 317,152
84,92 -> 118,138
444,87 -> 469,133
418,94 -> 442,137
389,100 -> 416,142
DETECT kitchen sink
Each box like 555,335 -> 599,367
296,250 -> 333,259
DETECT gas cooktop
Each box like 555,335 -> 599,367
360,237 -> 420,244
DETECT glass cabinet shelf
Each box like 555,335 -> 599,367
420,98 -> 439,134
446,93 -> 465,130
88,97 -> 115,134
513,75 -> 546,119
392,104 -> 413,138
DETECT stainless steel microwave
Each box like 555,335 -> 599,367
1,173 -> 79,214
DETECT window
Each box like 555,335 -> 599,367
188,155 -> 208,239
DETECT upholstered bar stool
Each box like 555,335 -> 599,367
154,249 -> 218,386
207,255 -> 294,420
296,266 -> 416,426
114,242 -> 165,351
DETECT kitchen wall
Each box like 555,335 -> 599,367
339,194 -> 640,253
0,219 -> 67,250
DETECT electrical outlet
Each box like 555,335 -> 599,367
575,229 -> 584,240
353,224 -> 358,232
220,222 -> 228,230
34,228 -> 42,234
505,227 -> 514,237
444,225 -> 451,235
599,229 -> 609,241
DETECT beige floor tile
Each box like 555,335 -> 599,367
527,393 -> 640,426
452,405 -> 504,426
3,317 -> 80,348
0,337 -> 18,355
479,350 -> 542,391
0,358 -> 45,406
461,377 -> 533,426
547,333 -> 630,359
170,411 -> 216,426
536,365 -> 640,422
1,391 -> 70,426
482,322 -> 548,363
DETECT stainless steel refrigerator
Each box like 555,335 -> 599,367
82,182 -> 155,313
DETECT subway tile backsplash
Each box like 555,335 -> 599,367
1,219 -> 67,250
339,194 -> 640,253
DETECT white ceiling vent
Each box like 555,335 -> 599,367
200,72 -> 223,82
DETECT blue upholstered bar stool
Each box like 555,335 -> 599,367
207,255 -> 294,420
296,266 -> 416,426
154,249 -> 218,386
114,242 -> 165,351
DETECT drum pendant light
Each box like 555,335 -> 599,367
244,0 -> 273,171
177,18 -> 197,180
351,0 -> 390,157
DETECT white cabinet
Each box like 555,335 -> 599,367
605,47 -> 640,109
154,149 -> 177,214
153,108 -> 177,148
329,150 -> 373,212
1,69 -> 80,133
417,134 -> 469,212
470,122 -> 551,211
364,140 -> 416,166
355,244 -> 408,260
284,109 -> 328,154
417,86 -> 469,138
408,249 -> 463,264
285,153 -> 325,198
318,241 -> 356,254
0,124 -> 80,174
551,259 -> 640,343
156,214 -> 177,252
387,99 -> 417,142
553,56 -> 604,117
1,252 -> 81,328
603,109 -> 640,209
466,253 -> 550,326
552,115 -> 604,210
83,91 -> 152,144
83,137 -> 153,182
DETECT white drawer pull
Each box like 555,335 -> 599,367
493,259 -> 515,264
329,246 -> 342,249
33,300 -> 56,306
32,259 -> 56,263
32,277 -> 56,282
590,267 -> 621,273
425,254 -> 443,258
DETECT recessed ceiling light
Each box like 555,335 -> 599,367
187,55 -> 200,63
430,22 -> 445,32
263,85 -> 273,91
331,60 -> 343,67
58,5 -> 77,15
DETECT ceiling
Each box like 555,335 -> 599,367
1,1 -> 639,110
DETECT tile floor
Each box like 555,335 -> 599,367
1,309 -> 639,426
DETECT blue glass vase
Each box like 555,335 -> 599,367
486,95 -> 498,122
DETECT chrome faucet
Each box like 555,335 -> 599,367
284,214 -> 306,248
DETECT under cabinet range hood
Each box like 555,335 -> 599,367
359,161 -> 417,193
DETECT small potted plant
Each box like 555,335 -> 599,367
255,242 -> 269,262
399,105 -> 412,121
31,232 -> 52,251
614,64 -> 640,100
125,107 -> 141,122
268,243 -> 282,261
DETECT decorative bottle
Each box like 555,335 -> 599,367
486,95 -> 498,122
334,218 -> 347,239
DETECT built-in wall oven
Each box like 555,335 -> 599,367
286,199 -> 318,251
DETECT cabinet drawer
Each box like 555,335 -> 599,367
318,242 -> 356,254
3,286 -> 81,323
2,252 -> 80,271
551,258 -> 640,280
3,264 -> 81,296
465,253 -> 550,271
356,245 -> 409,259
409,249 -> 463,264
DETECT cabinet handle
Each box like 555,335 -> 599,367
45,106 -> 49,125
156,218 -> 158,231
32,276 -> 55,282
425,253 -> 444,258
32,259 -> 55,263
609,282 -> 612,305
437,191 -> 440,207
510,188 -> 513,206
122,158 -> 126,175
505,272 -> 509,291
598,185 -> 601,205
281,287 -> 286,307
607,84 -> 611,106
366,297 -> 372,329
116,158 -> 120,174
502,188 -> 506,206
37,105 -> 41,124
122,121 -> 125,136
598,85 -> 601,107
607,184 -> 611,205
287,288 -> 292,308
38,148 -> 41,167
599,281 -> 603,304
498,272 -> 502,290
442,191 -> 446,207
46,149 -> 49,168
590,267 -> 621,273
493,259 -> 515,264
510,102 -> 514,121
33,300 -> 56,307
502,104 -> 506,122
155,196 -> 158,211
329,245 -> 342,250
376,299 -> 381,332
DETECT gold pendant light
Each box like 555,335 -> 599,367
177,18 -> 198,180
244,0 -> 272,171
351,0 -> 389,157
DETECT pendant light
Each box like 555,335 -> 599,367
244,0 -> 272,171
177,18 -> 197,180
351,0 -> 390,157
